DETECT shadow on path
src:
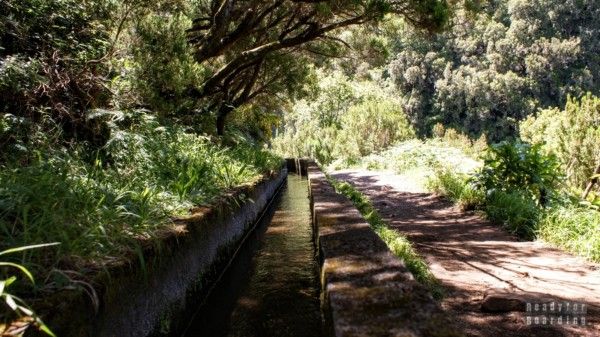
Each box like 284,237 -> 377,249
332,170 -> 600,337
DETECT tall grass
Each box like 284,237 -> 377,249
426,168 -> 540,239
0,114 -> 282,275
328,177 -> 443,298
538,205 -> 600,262
425,168 -> 483,211
484,191 -> 541,240
426,151 -> 599,262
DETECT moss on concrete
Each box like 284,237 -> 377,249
307,161 -> 462,337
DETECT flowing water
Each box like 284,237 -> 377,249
181,174 -> 322,337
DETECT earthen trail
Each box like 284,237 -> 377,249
332,170 -> 600,337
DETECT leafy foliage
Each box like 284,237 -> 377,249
0,0 -> 114,149
473,141 -> 561,206
385,0 -> 600,139
272,71 -> 415,166
520,93 -> 600,190
426,168 -> 483,211
538,204 -> 600,262
0,110 -> 281,272
0,244 -> 59,336
128,10 -> 204,116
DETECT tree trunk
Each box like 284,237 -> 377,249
216,114 -> 226,136
216,105 -> 235,136
582,162 -> 600,200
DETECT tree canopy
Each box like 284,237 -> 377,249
1,0 -> 451,140
185,0 -> 451,134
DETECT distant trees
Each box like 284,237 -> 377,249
385,0 -> 600,140
272,70 -> 414,166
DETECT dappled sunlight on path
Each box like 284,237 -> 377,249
332,170 -> 600,337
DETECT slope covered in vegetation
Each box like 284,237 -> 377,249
2,0 -> 600,334
1,0 -> 454,333
273,1 -> 600,265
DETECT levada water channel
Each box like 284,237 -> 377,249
179,174 -> 323,337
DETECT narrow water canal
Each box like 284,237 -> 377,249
181,174 -> 322,337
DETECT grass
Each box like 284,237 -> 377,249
0,243 -> 60,336
425,160 -> 600,262
425,168 -> 484,211
484,190 -> 540,240
327,176 -> 444,298
538,205 -> 600,262
348,138 -> 482,175
426,168 -> 540,239
0,118 -> 282,280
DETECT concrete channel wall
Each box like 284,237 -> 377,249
292,159 -> 462,337
41,166 -> 288,337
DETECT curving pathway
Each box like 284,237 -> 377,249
332,170 -> 600,337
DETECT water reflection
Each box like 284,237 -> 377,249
182,175 -> 322,337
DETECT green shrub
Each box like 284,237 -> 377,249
340,97 -> 414,157
271,71 -> 414,166
538,205 -> 600,262
128,11 -> 204,115
469,141 -> 561,238
520,93 -> 600,190
474,141 -> 561,206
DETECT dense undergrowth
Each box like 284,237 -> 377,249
425,114 -> 600,261
327,176 -> 443,298
429,167 -> 600,262
2,0 -> 600,333
0,113 -> 281,282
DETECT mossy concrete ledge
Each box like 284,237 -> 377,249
36,166 -> 288,337
285,157 -> 309,176
306,161 -> 462,337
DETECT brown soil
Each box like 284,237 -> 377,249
332,170 -> 600,337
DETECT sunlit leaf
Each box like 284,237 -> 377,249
0,263 -> 34,284
0,243 -> 61,257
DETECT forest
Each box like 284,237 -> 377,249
1,0 -> 599,336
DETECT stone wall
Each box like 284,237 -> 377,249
40,167 -> 288,337
306,161 -> 461,337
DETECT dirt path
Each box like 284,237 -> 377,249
332,170 -> 600,337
